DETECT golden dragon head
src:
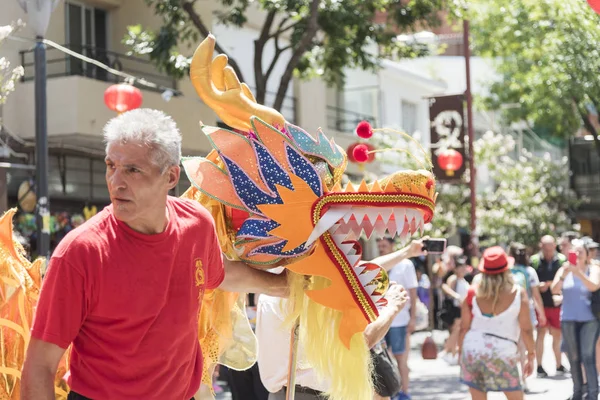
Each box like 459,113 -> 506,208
183,36 -> 437,347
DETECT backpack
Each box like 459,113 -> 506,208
511,265 -> 530,295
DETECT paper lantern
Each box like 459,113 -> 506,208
437,148 -> 463,176
104,83 -> 143,113
347,143 -> 360,163
353,144 -> 370,163
588,0 -> 600,14
17,180 -> 36,213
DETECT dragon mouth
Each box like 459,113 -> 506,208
306,202 -> 429,322
328,206 -> 425,241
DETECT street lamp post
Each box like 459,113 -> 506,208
17,0 -> 61,260
463,19 -> 478,258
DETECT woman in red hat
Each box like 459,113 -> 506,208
458,246 -> 536,400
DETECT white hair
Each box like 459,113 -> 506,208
103,108 -> 182,171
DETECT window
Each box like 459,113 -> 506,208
65,2 -> 108,77
401,100 -> 418,134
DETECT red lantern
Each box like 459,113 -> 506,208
588,0 -> 600,14
104,83 -> 143,113
347,143 -> 360,162
353,144 -> 370,163
347,143 -> 376,163
437,148 -> 463,176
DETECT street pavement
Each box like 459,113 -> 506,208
216,330 -> 574,399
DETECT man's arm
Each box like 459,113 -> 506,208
441,275 -> 460,300
364,284 -> 407,348
219,258 -> 288,297
407,287 -> 418,333
21,339 -> 66,400
368,238 -> 428,271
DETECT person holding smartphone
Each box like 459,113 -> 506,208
551,240 -> 600,400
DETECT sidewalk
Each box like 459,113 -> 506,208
409,331 -> 573,400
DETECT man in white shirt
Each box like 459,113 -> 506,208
257,239 -> 426,400
378,238 -> 418,400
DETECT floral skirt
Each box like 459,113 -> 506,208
460,330 -> 522,392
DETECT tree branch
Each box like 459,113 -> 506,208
265,42 -> 292,82
182,1 -> 245,82
253,10 -> 277,104
273,0 -> 321,112
268,17 -> 298,39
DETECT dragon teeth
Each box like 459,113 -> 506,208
347,254 -> 360,267
338,242 -> 354,255
362,282 -> 379,294
386,219 -> 397,236
362,222 -> 375,239
358,269 -> 380,287
374,220 -> 387,238
379,209 -> 393,223
364,209 -> 381,224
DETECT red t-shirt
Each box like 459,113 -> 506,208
31,196 -> 224,400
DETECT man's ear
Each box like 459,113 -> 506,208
167,165 -> 181,190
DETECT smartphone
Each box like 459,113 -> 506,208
422,238 -> 447,254
568,250 -> 577,265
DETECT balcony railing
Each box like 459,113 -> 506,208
326,105 -> 377,134
19,45 -> 178,93
569,137 -> 600,202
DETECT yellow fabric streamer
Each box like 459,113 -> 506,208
0,209 -> 70,399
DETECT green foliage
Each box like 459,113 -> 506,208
373,130 -> 580,248
465,0 -> 600,143
123,0 -> 447,90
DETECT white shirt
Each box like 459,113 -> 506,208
388,259 -> 418,328
256,294 -> 330,393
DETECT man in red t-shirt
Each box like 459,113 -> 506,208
20,109 -> 287,400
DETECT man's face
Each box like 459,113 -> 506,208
559,238 -> 571,256
541,238 -> 556,259
105,142 -> 179,227
377,239 -> 394,256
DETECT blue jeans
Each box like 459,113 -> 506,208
562,320 -> 600,400
385,326 -> 408,355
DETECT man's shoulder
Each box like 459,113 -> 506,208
169,196 -> 213,224
52,208 -> 113,259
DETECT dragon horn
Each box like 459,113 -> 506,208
190,34 -> 286,132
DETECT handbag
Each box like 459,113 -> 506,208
591,289 -> 600,320
370,341 -> 401,397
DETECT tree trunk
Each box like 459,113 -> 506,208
273,0 -> 320,111
253,10 -> 276,105
182,1 -> 246,82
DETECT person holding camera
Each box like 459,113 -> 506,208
551,240 -> 600,400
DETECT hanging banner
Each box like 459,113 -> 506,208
428,94 -> 467,182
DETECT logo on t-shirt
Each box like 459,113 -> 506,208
195,258 -> 205,287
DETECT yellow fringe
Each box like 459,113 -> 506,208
283,273 -> 373,400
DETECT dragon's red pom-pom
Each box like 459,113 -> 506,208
356,121 -> 373,139
353,144 -> 370,163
